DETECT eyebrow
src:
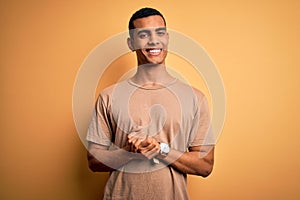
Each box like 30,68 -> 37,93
155,27 -> 167,32
137,29 -> 151,35
137,27 -> 167,35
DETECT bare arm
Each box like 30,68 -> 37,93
158,145 -> 214,177
128,135 -> 214,177
87,142 -> 145,172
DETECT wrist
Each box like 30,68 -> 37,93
121,145 -> 143,161
156,142 -> 170,160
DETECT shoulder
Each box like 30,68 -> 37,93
173,79 -> 206,102
191,86 -> 206,103
97,80 -> 136,106
98,80 -> 130,98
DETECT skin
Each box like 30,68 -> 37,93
88,15 -> 214,177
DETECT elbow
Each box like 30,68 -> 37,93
197,158 -> 214,178
87,152 -> 112,172
87,151 -> 96,172
87,151 -> 103,172
192,167 -> 212,178
200,165 -> 213,178
88,160 -> 98,172
88,160 -> 110,172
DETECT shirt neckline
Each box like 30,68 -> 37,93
127,78 -> 178,90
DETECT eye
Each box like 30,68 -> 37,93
157,31 -> 166,36
139,33 -> 149,39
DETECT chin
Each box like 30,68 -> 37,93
146,60 -> 165,65
146,55 -> 167,65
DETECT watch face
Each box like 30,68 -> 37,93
166,145 -> 170,153
160,143 -> 170,154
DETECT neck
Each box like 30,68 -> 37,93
131,63 -> 174,85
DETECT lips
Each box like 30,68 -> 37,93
145,48 -> 162,56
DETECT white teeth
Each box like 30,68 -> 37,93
149,49 -> 161,53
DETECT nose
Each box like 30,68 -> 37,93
148,34 -> 160,46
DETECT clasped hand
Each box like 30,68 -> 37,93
127,126 -> 160,160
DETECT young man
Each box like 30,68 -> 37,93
87,7 -> 215,200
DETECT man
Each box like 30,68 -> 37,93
87,7 -> 215,199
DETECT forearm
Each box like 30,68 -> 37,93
88,144 -> 141,172
158,146 -> 214,177
88,151 -> 114,172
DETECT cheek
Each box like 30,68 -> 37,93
162,38 -> 169,48
133,40 -> 147,50
136,50 -> 147,59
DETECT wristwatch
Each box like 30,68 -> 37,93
159,142 -> 170,157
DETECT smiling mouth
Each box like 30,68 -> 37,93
145,48 -> 163,56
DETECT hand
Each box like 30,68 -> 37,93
127,126 -> 160,160
127,126 -> 147,153
137,137 -> 160,160
128,136 -> 160,160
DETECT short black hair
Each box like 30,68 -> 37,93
128,7 -> 166,38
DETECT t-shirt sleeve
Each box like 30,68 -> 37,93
188,94 -> 215,147
86,94 -> 113,146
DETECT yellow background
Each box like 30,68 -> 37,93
1,0 -> 299,199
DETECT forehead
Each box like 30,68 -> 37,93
133,15 -> 165,29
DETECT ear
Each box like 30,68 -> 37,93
127,37 -> 135,52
